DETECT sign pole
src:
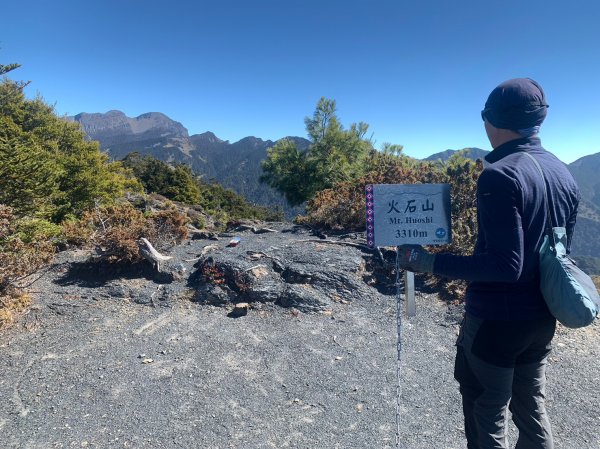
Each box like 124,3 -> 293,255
404,270 -> 416,317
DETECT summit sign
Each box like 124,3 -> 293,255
365,184 -> 452,247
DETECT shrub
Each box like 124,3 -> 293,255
14,218 -> 63,244
61,218 -> 94,247
0,291 -> 31,331
81,202 -> 188,264
0,205 -> 54,294
299,154 -> 440,230
0,78 -> 142,222
121,153 -> 201,204
150,208 -> 189,248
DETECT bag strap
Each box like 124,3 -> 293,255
522,152 -> 557,248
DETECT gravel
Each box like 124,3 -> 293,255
0,227 -> 598,449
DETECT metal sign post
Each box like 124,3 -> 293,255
404,270 -> 416,318
366,183 -> 451,449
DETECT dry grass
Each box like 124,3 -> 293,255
0,291 -> 32,330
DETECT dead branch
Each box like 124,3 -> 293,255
137,238 -> 173,271
183,244 -> 220,262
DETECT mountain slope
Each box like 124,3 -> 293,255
567,152 -> 600,211
425,148 -> 490,162
68,111 -> 310,216
567,153 -> 600,271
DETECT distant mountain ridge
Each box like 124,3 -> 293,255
68,111 -> 310,216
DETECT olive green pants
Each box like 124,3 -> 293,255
454,313 -> 556,449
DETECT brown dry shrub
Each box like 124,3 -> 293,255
81,202 -> 188,264
299,155 -> 441,230
0,291 -> 31,330
81,203 -> 148,263
425,156 -> 481,301
151,209 -> 189,248
61,219 -> 94,247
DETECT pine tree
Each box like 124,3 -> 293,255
261,97 -> 373,206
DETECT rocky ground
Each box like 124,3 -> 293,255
0,223 -> 599,449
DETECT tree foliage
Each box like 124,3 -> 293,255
261,98 -> 374,206
0,76 -> 141,221
122,153 -> 202,204
0,63 -> 21,75
122,153 -> 284,224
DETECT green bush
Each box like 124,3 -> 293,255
13,218 -> 63,244
261,98 -> 373,206
121,153 -> 201,204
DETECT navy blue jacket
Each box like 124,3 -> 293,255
434,137 -> 580,320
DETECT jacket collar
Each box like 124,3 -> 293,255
484,136 -> 542,164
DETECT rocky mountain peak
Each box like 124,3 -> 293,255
235,136 -> 271,147
192,131 -> 227,145
68,110 -> 189,142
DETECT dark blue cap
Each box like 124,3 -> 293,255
481,78 -> 549,130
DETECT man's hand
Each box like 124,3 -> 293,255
398,245 -> 436,273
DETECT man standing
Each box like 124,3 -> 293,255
398,78 -> 580,448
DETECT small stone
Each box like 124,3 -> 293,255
227,303 -> 249,318
138,354 -> 146,359
142,358 -> 154,364
356,403 -> 365,413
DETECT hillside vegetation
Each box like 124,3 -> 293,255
121,152 -> 283,226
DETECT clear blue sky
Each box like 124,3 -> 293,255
3,0 -> 599,164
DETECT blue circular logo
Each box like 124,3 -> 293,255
435,228 -> 447,238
